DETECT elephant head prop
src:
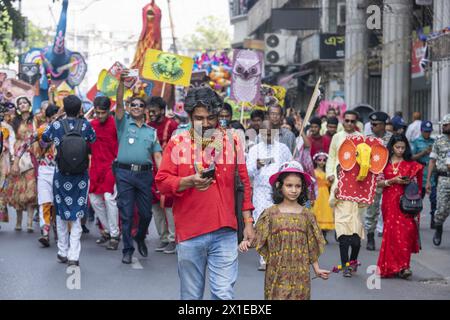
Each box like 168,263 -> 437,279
336,135 -> 388,205
21,0 -> 87,112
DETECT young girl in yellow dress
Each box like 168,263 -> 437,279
240,161 -> 329,300
312,152 -> 334,243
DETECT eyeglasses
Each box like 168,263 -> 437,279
130,103 -> 145,108
344,119 -> 356,124
316,158 -> 327,162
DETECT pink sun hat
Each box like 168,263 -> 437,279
269,161 -> 314,187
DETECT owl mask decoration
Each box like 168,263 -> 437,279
230,49 -> 262,104
18,63 -> 41,86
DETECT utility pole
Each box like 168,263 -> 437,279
167,0 -> 178,54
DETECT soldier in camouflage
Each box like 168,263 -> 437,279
364,111 -> 392,251
426,114 -> 450,246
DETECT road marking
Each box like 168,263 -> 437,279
131,257 -> 143,269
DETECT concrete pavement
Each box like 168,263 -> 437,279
0,198 -> 449,300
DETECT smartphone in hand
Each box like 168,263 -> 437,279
201,168 -> 215,179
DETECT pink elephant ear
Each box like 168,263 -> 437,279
369,143 -> 389,174
338,139 -> 357,171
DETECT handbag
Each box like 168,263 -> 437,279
19,151 -> 34,174
234,171 -> 245,243
400,182 -> 423,215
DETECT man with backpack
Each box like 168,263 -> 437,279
41,95 -> 96,267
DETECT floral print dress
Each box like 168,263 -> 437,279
255,205 -> 325,300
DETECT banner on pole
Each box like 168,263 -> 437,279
141,49 -> 193,87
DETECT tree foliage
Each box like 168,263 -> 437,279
0,0 -> 51,65
181,16 -> 231,52
0,0 -> 26,64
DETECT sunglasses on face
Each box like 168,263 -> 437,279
371,122 -> 383,127
316,158 -> 327,162
130,103 -> 145,108
344,119 -> 356,124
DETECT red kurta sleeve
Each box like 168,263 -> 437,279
155,138 -> 186,198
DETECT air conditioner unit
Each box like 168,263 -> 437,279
337,2 -> 346,27
264,33 -> 298,66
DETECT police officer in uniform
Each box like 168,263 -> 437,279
411,120 -> 437,229
364,111 -> 392,250
115,71 -> 163,264
426,114 -> 450,246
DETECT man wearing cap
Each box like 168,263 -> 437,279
364,111 -> 392,250
391,114 -> 408,135
426,114 -> 450,246
411,120 -> 437,229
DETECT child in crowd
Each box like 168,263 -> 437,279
240,161 -> 329,300
312,152 -> 334,243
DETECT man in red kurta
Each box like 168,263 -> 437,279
147,96 -> 179,254
308,117 -> 326,158
155,87 -> 255,300
89,96 -> 120,250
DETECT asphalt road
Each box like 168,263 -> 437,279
0,197 -> 449,300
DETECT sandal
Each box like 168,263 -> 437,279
398,269 -> 412,279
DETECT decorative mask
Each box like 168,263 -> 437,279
336,135 -> 388,205
19,63 -> 41,86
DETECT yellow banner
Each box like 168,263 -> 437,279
141,49 -> 194,87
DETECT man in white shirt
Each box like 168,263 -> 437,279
246,121 -> 292,270
406,112 -> 422,142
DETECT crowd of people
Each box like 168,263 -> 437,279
1,73 -> 450,300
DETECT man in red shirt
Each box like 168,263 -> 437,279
147,96 -> 179,254
308,117 -> 326,158
89,96 -> 120,250
155,87 -> 255,300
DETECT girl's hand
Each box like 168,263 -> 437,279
238,240 -> 251,253
314,269 -> 330,280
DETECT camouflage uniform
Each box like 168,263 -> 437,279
364,130 -> 393,233
430,132 -> 450,227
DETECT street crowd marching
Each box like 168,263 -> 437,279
1,77 -> 450,300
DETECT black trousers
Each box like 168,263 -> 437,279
338,234 -> 361,266
116,167 -> 153,255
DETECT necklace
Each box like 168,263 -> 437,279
391,160 -> 402,175
189,128 -> 224,151
189,128 -> 224,173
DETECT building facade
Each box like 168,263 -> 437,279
229,0 -> 450,124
